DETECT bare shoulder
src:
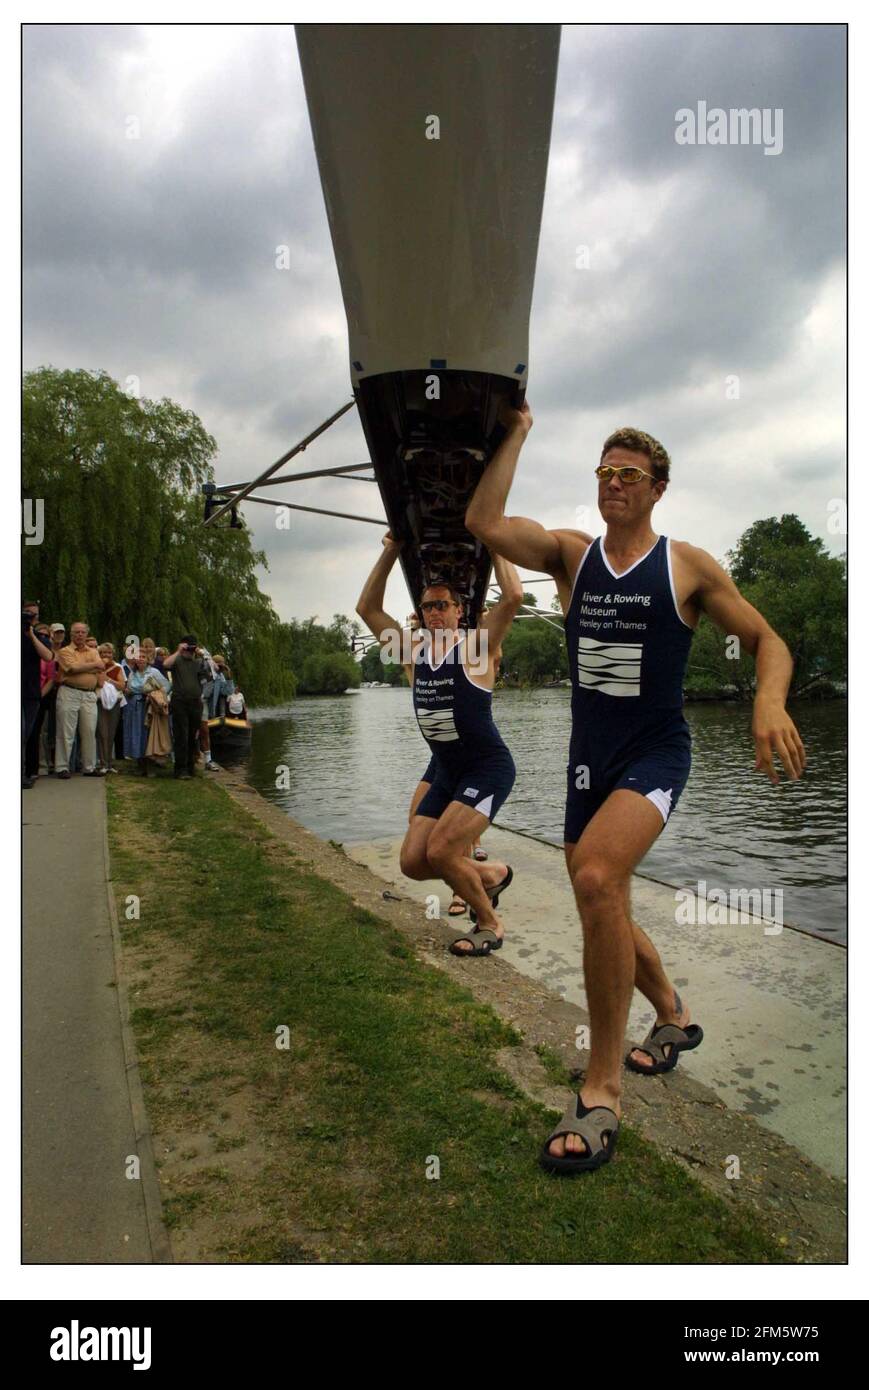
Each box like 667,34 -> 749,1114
551,528 -> 593,581
670,539 -> 723,584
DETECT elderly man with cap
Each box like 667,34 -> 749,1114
163,634 -> 208,780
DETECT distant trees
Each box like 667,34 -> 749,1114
500,611 -> 567,685
283,616 -> 361,694
359,643 -> 405,685
686,515 -> 846,697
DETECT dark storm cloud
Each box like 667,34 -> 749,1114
531,24 -> 845,412
23,23 -> 845,625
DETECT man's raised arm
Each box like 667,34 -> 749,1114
482,554 -> 524,652
355,532 -> 404,644
466,402 -> 563,575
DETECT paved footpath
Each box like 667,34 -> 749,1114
23,777 -> 170,1263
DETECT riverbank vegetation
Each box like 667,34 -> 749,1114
23,369 -> 365,705
686,516 -> 846,699
107,769 -> 783,1264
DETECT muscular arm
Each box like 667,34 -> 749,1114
355,534 -> 404,644
481,554 -> 524,652
465,405 -> 592,585
684,544 -> 806,782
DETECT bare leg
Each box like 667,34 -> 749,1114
548,790 -> 667,1160
628,910 -> 691,1068
426,802 -> 501,937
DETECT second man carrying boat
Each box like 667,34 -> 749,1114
356,535 -> 522,956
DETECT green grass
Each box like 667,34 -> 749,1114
107,771 -> 782,1264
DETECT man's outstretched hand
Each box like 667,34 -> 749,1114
382,530 -> 402,552
752,700 -> 807,784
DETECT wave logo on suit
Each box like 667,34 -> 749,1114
416,707 -> 459,741
578,637 -> 643,697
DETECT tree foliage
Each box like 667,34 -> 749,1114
500,614 -> 567,685
359,643 -> 405,685
24,368 -> 304,703
686,516 -> 846,696
284,616 -> 361,694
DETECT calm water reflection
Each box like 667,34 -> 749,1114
246,690 -> 846,943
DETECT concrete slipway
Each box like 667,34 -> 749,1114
347,826 -> 846,1179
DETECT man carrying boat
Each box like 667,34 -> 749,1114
466,404 -> 806,1173
356,535 -> 522,955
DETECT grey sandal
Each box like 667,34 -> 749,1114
625,1021 -> 704,1075
469,865 -> 514,925
539,1095 -> 619,1175
449,927 -> 502,958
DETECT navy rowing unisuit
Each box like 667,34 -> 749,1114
412,631 -> 515,822
563,535 -> 695,843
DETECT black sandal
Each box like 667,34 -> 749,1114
469,866 -> 514,925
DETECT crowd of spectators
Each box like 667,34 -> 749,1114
22,600 -> 247,788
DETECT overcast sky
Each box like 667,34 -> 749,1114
23,23 -> 846,626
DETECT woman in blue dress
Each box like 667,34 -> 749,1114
123,651 -> 171,774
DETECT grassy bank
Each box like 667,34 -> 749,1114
107,770 -> 782,1264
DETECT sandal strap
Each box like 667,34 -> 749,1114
486,866 -> 513,901
545,1098 -> 619,1157
452,927 -> 498,945
471,928 -> 500,946
636,1022 -> 689,1061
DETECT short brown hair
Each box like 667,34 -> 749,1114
422,579 -> 463,607
601,427 -> 670,483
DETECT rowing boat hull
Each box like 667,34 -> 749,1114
297,24 -> 559,624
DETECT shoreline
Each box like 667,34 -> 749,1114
214,768 -> 846,1259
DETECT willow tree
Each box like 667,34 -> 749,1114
22,367 -> 296,704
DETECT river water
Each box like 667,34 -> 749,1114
244,689 -> 846,944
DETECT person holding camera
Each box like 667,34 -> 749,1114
163,635 -> 208,780
22,600 -> 53,788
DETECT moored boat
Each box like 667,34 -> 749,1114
207,715 -> 253,755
